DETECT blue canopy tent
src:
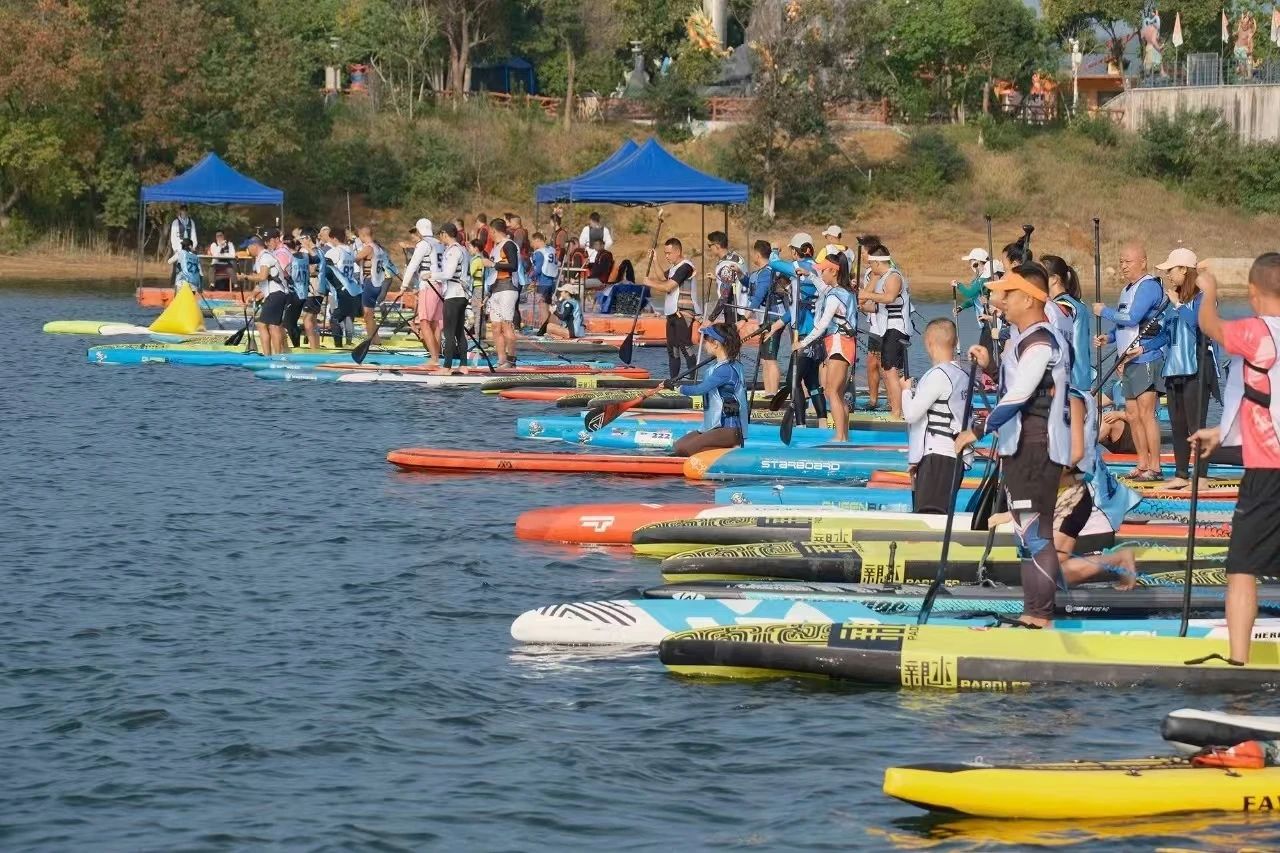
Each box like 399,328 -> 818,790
137,152 -> 284,284
533,138 -> 749,331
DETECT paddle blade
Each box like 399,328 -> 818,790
779,407 -> 795,446
769,385 -> 792,411
351,337 -> 373,364
585,401 -> 624,432
617,334 -> 635,366
224,326 -> 246,347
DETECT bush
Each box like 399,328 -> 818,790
1071,112 -> 1119,148
644,74 -> 706,143
976,115 -> 1025,152
892,130 -> 970,196
405,136 -> 467,208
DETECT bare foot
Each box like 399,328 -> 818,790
1162,477 -> 1191,491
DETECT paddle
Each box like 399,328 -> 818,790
196,288 -> 224,330
584,316 -> 774,432
1179,329 -> 1214,636
618,207 -> 666,365
1090,317 -> 1162,396
351,271 -> 407,363
776,330 -> 803,443
1092,217 -> 1103,403
420,274 -> 495,373
918,359 -> 981,624
745,291 -> 778,428
225,279 -> 256,348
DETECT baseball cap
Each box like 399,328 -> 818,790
414,218 -> 433,237
962,248 -> 990,263
815,258 -> 841,275
986,271 -> 1048,302
822,225 -> 842,238
789,232 -> 814,250
1156,247 -> 1198,270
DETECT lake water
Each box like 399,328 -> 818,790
2,281 -> 1275,851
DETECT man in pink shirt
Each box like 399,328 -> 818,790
1191,252 -> 1280,663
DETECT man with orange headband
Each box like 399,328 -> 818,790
956,262 -> 1072,627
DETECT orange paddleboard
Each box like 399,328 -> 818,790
516,503 -> 709,544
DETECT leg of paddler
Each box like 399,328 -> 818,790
1004,438 -> 1063,628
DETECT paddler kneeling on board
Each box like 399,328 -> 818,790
666,322 -> 749,457
955,264 -> 1070,628
545,282 -> 585,340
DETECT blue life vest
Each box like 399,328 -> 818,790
1052,292 -> 1094,392
556,297 -> 584,338
1163,292 -> 1217,380
1072,389 -> 1142,529
177,250 -> 203,288
700,361 -> 750,437
290,252 -> 310,299
313,248 -> 330,296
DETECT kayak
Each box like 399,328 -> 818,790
631,513 -> 1218,558
714,485 -> 1236,524
657,621 -> 1280,690
883,757 -> 1280,819
1162,708 -> 1280,752
511,596 -> 1280,647
658,540 -> 1228,584
387,448 -> 686,476
644,579 -> 1280,619
684,446 -> 1245,482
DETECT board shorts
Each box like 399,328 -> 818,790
666,313 -> 694,349
361,279 -> 381,309
825,333 -> 856,365
1003,436 -> 1063,521
487,289 -> 519,323
881,329 -> 909,373
867,333 -> 883,356
258,291 -> 288,326
1226,469 -> 1280,576
1054,479 -> 1094,540
417,283 -> 443,326
332,290 -> 361,323
1123,358 -> 1164,398
536,276 -> 557,302
912,452 -> 959,514
760,328 -> 782,361
303,296 -> 324,315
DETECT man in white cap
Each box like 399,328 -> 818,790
403,218 -> 443,367
820,226 -> 847,265
953,248 -> 1000,322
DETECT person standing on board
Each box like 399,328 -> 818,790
578,211 -> 614,253
166,239 -> 204,292
209,230 -> 236,291
1094,243 -> 1168,482
1157,247 -> 1216,490
241,236 -> 288,356
403,218 -> 443,367
482,218 -> 522,368
903,318 -> 971,513
859,243 -> 911,418
168,204 -> 197,288
1042,255 -> 1093,394
1189,253 -> 1280,664
956,264 -> 1071,628
745,239 -> 787,395
795,255 -> 858,442
644,237 -> 700,380
433,222 -> 471,370
323,227 -> 362,349
667,322 -> 749,456
706,230 -> 745,323
768,233 -> 827,426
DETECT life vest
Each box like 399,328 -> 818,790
1164,292 -> 1218,380
556,297 -> 585,338
1114,275 -> 1167,355
663,259 -> 696,316
868,268 -> 910,336
1051,292 -> 1094,393
178,251 -> 203,287
290,252 -> 310,298
1071,389 -> 1142,530
588,224 -> 604,247
535,247 -> 559,279
439,243 -> 469,299
701,360 -> 751,438
175,216 -> 193,244
255,251 -> 285,294
907,360 -> 970,464
1220,317 -> 1280,450
995,321 -> 1071,465
490,239 -> 519,294
817,285 -> 857,337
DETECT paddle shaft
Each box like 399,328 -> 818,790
619,210 -> 666,362
918,371 -> 988,622
1092,217 -> 1103,405
1179,330 -> 1214,636
745,290 -> 778,427
1091,318 -> 1160,396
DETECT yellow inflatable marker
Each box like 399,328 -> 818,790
149,285 -> 205,335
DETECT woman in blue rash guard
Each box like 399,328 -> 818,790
668,322 -> 750,457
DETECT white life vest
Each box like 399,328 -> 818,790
868,268 -> 910,336
663,259 -> 695,316
907,360 -> 969,464
1219,317 -> 1280,450
995,321 -> 1072,465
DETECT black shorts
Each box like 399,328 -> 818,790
1003,436 -> 1063,520
1226,469 -> 1280,576
666,313 -> 694,349
867,334 -> 883,355
303,296 -> 324,315
760,328 -> 782,361
258,291 -> 288,326
332,291 -> 361,323
913,453 -> 960,514
881,329 -> 909,373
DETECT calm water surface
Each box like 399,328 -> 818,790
2,281 -> 1276,851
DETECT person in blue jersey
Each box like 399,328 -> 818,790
282,237 -> 312,349
1156,247 -> 1217,489
666,322 -> 749,457
530,232 -> 560,329
1093,242 -> 1169,481
546,282 -> 585,340
168,204 -> 197,288
956,264 -> 1072,628
795,255 -> 858,441
1041,255 -> 1093,393
768,233 -> 826,426
744,240 -> 788,395
355,225 -> 394,347
299,230 -> 329,350
859,243 -> 911,418
903,319 -> 971,513
323,227 -> 363,349
166,239 -> 204,292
